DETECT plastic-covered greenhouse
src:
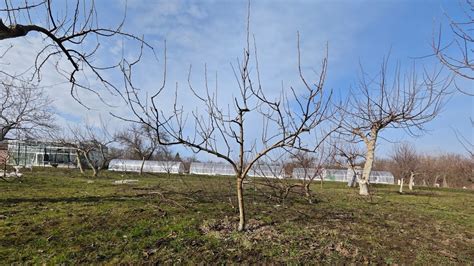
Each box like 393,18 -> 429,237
292,168 -> 349,182
367,171 -> 394,184
108,159 -> 185,174
189,162 -> 235,176
292,168 -> 394,184
292,168 -> 324,180
189,162 -> 285,178
349,169 -> 394,184
249,164 -> 285,178
324,169 -> 349,182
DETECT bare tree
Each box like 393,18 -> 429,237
119,5 -> 332,231
289,145 -> 332,203
418,156 -> 432,187
0,78 -> 55,141
253,132 -> 335,204
333,142 -> 364,187
0,0 -> 152,104
115,124 -> 167,175
391,142 -> 419,192
337,58 -> 450,196
250,155 -> 292,203
59,120 -> 115,177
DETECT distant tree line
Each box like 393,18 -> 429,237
375,143 -> 473,190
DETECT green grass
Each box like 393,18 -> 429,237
0,168 -> 472,264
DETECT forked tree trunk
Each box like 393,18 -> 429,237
360,139 -> 376,196
237,176 -> 245,231
140,156 -> 145,175
91,166 -> 98,177
84,151 -> 98,177
399,178 -> 404,193
408,172 -> 415,191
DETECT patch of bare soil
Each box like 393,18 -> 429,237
200,217 -> 279,241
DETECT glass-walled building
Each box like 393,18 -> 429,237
5,140 -> 77,167
3,140 -> 104,168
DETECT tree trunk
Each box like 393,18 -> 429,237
422,178 -> 427,186
399,178 -> 404,193
140,156 -> 145,175
408,172 -> 415,191
76,150 -> 84,174
433,175 -> 439,187
84,151 -> 98,177
347,167 -> 357,187
99,145 -> 108,170
304,182 -> 313,204
237,176 -> 245,232
3,159 -> 6,179
0,126 -> 11,142
359,139 -> 376,196
92,166 -> 98,177
442,175 -> 448,188
359,181 -> 369,195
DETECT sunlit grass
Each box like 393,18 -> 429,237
0,168 -> 472,263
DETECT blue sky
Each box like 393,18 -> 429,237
1,0 -> 472,159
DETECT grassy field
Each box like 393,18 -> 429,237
0,168 -> 472,264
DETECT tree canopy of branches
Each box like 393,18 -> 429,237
338,58 -> 450,196
391,142 -> 419,192
0,78 -> 54,141
58,120 -> 115,177
115,123 -> 168,175
287,144 -> 333,202
454,118 -> 474,157
119,6 -> 332,231
376,151 -> 473,189
433,0 -> 473,95
333,142 -> 364,187
0,0 -> 152,105
420,153 -> 473,188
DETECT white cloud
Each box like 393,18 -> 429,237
0,0 -> 470,158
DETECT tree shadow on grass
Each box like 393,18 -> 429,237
0,195 -> 153,204
385,190 -> 441,197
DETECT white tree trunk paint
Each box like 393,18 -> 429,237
360,139 -> 376,196
408,172 -> 415,191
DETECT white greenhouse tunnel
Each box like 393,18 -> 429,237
189,162 -> 285,178
189,162 -> 235,176
292,168 -> 394,184
108,159 -> 394,184
108,159 -> 185,174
